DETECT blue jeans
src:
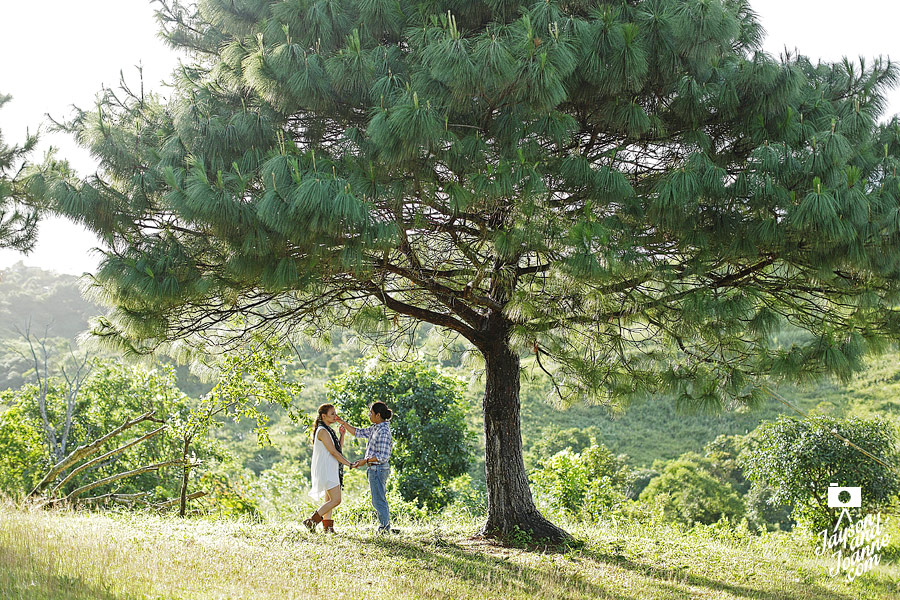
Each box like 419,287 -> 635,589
367,464 -> 390,531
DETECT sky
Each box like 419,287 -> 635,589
2,0 -> 900,276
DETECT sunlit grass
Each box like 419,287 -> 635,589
2,503 -> 898,599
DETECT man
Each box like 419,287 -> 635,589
338,402 -> 394,534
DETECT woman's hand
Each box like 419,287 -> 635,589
339,424 -> 346,435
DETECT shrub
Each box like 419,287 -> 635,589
740,415 -> 900,531
639,453 -> 744,526
0,400 -> 49,497
531,443 -> 628,520
524,426 -> 606,470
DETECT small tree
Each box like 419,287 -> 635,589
531,443 -> 628,520
172,346 -> 303,516
327,362 -> 473,511
640,452 -> 744,525
741,415 -> 900,531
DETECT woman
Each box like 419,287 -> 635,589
338,402 -> 394,534
304,403 -> 354,533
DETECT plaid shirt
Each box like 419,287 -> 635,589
355,421 -> 392,464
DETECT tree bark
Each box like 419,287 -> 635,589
179,436 -> 192,517
478,330 -> 571,543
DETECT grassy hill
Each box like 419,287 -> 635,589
2,504 -> 898,600
518,352 -> 900,467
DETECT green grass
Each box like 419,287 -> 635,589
2,505 -> 899,600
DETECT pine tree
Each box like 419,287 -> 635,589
0,93 -> 40,252
45,0 -> 900,541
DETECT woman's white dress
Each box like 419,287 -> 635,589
309,426 -> 340,500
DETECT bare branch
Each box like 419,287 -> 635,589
29,410 -> 158,497
50,425 -> 167,495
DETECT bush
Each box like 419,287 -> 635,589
624,468 -> 659,500
0,400 -> 49,497
741,415 -> 900,531
531,443 -> 628,520
639,453 -> 744,526
743,484 -> 793,532
524,426 -> 606,470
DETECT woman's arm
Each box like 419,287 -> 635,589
317,429 -> 352,467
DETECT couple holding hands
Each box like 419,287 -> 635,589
304,402 -> 394,534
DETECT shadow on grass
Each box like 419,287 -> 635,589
354,533 -> 837,600
574,545 -> 860,600
349,531 -> 880,600
0,567 -> 138,600
360,535 -> 641,599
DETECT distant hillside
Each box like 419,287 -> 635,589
518,354 -> 900,467
0,262 -> 103,340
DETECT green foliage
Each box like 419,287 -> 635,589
624,467 -> 659,500
179,346 -> 303,447
740,415 -> 900,531
5,361 -> 197,500
743,484 -> 794,533
702,434 -> 750,495
0,400 -> 48,497
0,93 -> 40,252
327,362 -> 473,510
523,425 -> 606,470
640,453 -> 745,526
197,464 -> 262,519
531,443 -> 628,520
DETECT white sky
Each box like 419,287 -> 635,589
1,0 -> 900,276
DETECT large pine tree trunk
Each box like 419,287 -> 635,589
479,338 -> 571,543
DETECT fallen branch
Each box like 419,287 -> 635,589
29,410 -> 158,497
50,425 -> 167,495
79,491 -> 153,505
153,491 -> 206,510
62,459 -> 185,502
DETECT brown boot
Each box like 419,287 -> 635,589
303,511 -> 323,532
322,519 -> 335,534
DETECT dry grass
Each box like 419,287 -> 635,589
1,504 -> 898,600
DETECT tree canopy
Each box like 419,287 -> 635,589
43,0 -> 900,540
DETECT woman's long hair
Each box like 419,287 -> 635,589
312,403 -> 335,443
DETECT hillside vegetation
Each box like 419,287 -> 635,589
3,263 -> 899,470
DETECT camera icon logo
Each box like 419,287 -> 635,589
827,483 -> 861,508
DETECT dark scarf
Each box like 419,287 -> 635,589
319,422 -> 344,488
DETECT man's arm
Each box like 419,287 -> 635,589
337,417 -> 369,438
